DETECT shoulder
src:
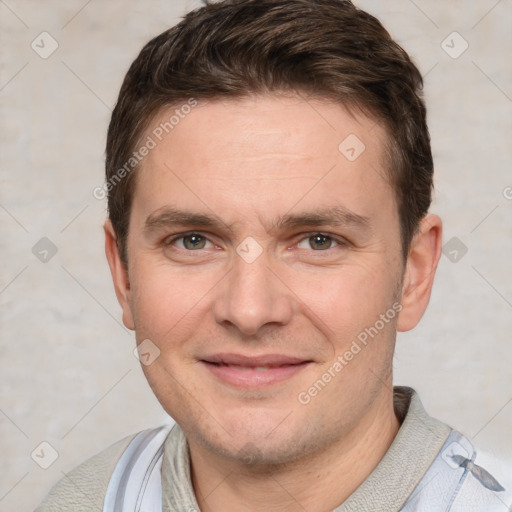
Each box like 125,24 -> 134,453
34,432 -> 138,512
403,428 -> 512,511
453,444 -> 512,511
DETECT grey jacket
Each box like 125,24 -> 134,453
35,387 -> 512,511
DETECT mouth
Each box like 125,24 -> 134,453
200,353 -> 313,388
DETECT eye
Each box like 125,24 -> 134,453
297,233 -> 340,251
168,233 -> 214,250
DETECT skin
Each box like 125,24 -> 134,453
105,94 -> 442,511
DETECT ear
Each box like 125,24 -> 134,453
397,214 -> 442,332
104,220 -> 135,330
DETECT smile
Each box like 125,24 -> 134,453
200,353 -> 312,388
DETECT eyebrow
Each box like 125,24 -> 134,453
144,208 -> 234,234
274,207 -> 371,232
144,206 -> 371,235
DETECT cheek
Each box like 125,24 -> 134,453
301,261 -> 399,332
128,259 -> 215,340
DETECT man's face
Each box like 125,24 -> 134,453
111,95 -> 409,464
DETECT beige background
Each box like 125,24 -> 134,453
0,1 -> 511,510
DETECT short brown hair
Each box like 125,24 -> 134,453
105,0 -> 433,264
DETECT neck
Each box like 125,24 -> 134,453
188,386 -> 400,512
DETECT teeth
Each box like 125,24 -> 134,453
226,364 -> 271,371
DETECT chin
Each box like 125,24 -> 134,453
190,411 -> 317,465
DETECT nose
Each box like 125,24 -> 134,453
212,249 -> 294,337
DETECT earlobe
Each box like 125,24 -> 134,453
104,220 -> 135,330
397,214 -> 442,332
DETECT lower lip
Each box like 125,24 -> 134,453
201,361 -> 310,388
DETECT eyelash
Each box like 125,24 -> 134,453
163,231 -> 349,252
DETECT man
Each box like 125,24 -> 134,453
36,0 -> 511,510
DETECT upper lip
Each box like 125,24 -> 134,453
201,353 -> 310,367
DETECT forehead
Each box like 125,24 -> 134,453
144,94 -> 386,166
133,94 -> 395,230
